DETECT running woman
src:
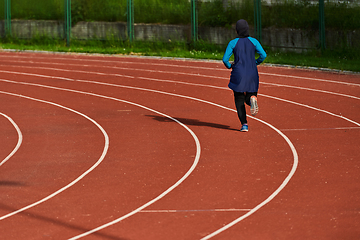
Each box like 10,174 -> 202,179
222,19 -> 267,132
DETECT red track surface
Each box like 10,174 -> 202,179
0,51 -> 359,240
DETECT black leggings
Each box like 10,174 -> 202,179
233,91 -> 257,125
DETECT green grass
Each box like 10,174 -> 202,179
0,37 -> 359,73
264,48 -> 360,72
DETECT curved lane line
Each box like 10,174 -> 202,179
262,82 -> 360,100
4,77 -> 359,239
0,87 -> 202,240
0,113 -> 23,167
68,116 -> 201,240
0,91 -> 110,220
2,69 -> 359,238
260,93 -> 360,127
0,56 -> 358,238
259,72 -> 360,87
45,72 -> 359,239
0,56 -> 359,87
0,79 -> 297,240
201,117 -> 299,240
3,75 -> 357,128
68,79 -> 360,127
0,68 -> 359,101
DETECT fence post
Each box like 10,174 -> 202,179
64,0 -> 71,47
190,0 -> 198,44
127,0 -> 134,42
319,0 -> 326,51
4,0 -> 11,37
253,0 -> 262,42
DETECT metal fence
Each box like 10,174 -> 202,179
1,0 -> 359,51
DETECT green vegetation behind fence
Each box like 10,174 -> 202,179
2,0 -> 64,20
2,0 -> 359,30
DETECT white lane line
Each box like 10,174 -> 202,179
263,82 -> 360,100
69,77 -> 360,128
259,72 -> 360,87
0,91 -> 110,221
0,55 -> 357,239
0,59 -> 359,88
69,117 -> 200,240
0,83 -> 202,240
201,101 -> 360,239
260,93 -> 360,127
2,70 -> 358,238
201,116 -> 299,240
2,73 -> 358,129
280,127 -> 360,131
0,68 -> 134,81
0,67 -> 359,102
140,209 -> 251,213
70,79 -> 360,127
5,77 -> 360,239
69,121 -> 200,239
0,69 -> 78,81
68,67 -> 296,240
0,54 -> 359,87
0,54 -> 223,70
65,90 -> 297,239
57,70 -> 359,239
0,78 -> 297,240
0,113 -> 23,167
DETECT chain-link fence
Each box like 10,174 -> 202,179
1,0 -> 359,51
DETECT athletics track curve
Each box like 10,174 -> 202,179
0,51 -> 359,240
0,112 -> 23,167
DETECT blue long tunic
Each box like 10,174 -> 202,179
222,37 -> 267,92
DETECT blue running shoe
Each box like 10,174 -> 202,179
250,96 -> 259,116
240,124 -> 248,132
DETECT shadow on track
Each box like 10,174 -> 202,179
0,203 -> 129,240
146,115 -> 239,131
0,181 -> 26,187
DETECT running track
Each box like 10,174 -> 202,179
0,51 -> 359,240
